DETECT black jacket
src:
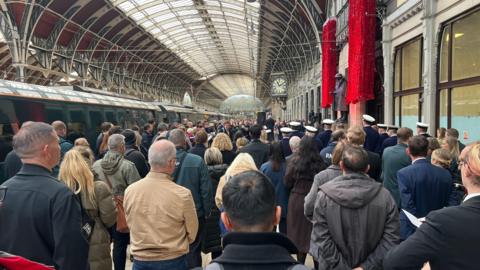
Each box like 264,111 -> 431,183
189,144 -> 207,161
384,196 -> 480,270
209,232 -> 305,270
3,150 -> 22,182
239,139 -> 271,169
203,164 -> 229,254
367,150 -> 381,182
125,146 -> 149,178
0,164 -> 89,270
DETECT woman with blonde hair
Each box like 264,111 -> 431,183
59,148 -> 117,270
215,153 -> 257,209
235,137 -> 249,153
212,132 -> 236,165
431,148 -> 452,170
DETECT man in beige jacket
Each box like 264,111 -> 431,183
124,140 -> 198,270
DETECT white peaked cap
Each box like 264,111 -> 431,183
362,114 -> 375,123
289,121 -> 301,127
280,127 -> 293,133
416,122 -> 429,128
322,119 -> 334,125
305,126 -> 318,132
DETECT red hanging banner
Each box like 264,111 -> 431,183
346,0 -> 376,104
321,18 -> 337,108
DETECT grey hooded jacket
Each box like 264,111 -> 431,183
93,151 -> 141,195
310,173 -> 399,270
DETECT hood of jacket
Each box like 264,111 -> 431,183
319,173 -> 382,209
208,164 -> 228,180
100,151 -> 124,175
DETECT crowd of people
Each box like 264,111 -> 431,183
0,114 -> 479,270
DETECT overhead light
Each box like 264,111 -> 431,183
247,0 -> 257,2
455,33 -> 464,38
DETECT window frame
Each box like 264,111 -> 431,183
436,6 -> 480,129
392,36 -> 424,127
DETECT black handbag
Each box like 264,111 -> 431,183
76,193 -> 95,241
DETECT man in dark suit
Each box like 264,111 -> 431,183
363,114 -> 380,152
239,124 -> 271,169
397,136 -> 453,240
347,126 -> 381,181
381,128 -> 413,207
384,143 -> 480,270
316,119 -> 334,149
375,124 -> 389,154
265,115 -> 275,142
379,126 -> 399,155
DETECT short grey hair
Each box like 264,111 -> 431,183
169,129 -> 186,147
108,134 -> 125,151
149,140 -> 176,168
13,122 -> 56,159
289,136 -> 301,151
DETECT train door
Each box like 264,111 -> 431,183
88,108 -> 104,148
104,109 -> 117,125
66,105 -> 88,143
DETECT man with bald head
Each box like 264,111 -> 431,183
124,140 -> 198,270
0,122 -> 88,270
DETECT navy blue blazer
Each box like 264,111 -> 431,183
317,130 -> 332,150
397,159 -> 453,239
384,196 -> 480,270
380,135 -> 398,155
375,133 -> 390,154
280,138 -> 292,157
291,130 -> 304,139
364,126 -> 380,152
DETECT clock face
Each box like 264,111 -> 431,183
272,78 -> 286,94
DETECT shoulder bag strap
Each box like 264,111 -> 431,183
102,172 -> 113,190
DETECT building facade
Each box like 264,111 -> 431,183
383,0 -> 480,144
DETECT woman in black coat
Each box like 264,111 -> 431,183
203,147 -> 228,259
284,136 -> 326,267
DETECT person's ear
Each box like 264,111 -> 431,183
339,160 -> 346,172
364,164 -> 370,174
274,206 -> 281,226
221,212 -> 233,231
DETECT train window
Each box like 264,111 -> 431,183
0,100 -> 16,164
46,107 -> 66,123
105,111 -> 116,124
117,110 -> 125,127
68,109 -> 86,142
89,110 -> 103,132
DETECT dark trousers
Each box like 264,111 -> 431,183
112,227 -> 130,270
279,217 -> 287,235
133,255 -> 188,270
187,217 -> 205,268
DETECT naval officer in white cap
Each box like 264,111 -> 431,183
416,122 -> 431,137
375,124 -> 390,154
280,127 -> 294,157
305,126 -> 323,152
289,121 -> 304,138
362,114 -> 380,152
317,119 -> 335,149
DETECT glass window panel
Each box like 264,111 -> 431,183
439,89 -> 448,129
154,13 -> 176,22
401,39 -> 421,90
119,2 -> 135,11
452,10 -> 480,80
131,12 -> 145,20
394,50 -> 400,92
400,94 -> 419,131
397,0 -> 407,7
145,4 -> 168,14
451,84 -> 480,144
394,97 -> 400,125
440,25 -> 450,83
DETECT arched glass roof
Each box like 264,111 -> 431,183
208,74 -> 256,97
112,0 -> 260,77
219,94 -> 264,113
